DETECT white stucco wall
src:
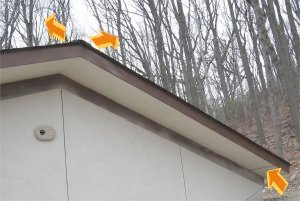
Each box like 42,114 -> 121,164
181,148 -> 263,200
1,90 -> 68,200
62,90 -> 186,200
1,89 -> 263,200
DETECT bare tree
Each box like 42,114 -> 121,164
228,0 -> 266,145
0,0 -> 20,49
247,0 -> 300,148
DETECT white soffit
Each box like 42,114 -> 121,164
0,57 -> 276,176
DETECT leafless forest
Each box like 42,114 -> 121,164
1,0 -> 300,199
1,0 -> 300,160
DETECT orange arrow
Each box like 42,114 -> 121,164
45,13 -> 66,42
267,168 -> 288,195
90,30 -> 119,49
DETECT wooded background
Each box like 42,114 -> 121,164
1,0 -> 299,160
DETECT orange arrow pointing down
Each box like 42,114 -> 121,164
90,30 -> 119,49
45,13 -> 66,42
267,168 -> 288,195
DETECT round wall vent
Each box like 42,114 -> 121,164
34,126 -> 56,141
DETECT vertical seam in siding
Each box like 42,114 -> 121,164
61,89 -> 70,201
179,146 -> 188,200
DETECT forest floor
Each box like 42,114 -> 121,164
236,101 -> 300,200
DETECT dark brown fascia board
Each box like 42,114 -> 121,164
0,41 -> 290,173
0,74 -> 264,185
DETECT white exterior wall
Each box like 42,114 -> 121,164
1,89 -> 262,200
1,90 -> 67,200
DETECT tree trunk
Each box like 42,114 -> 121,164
261,43 -> 284,156
205,0 -> 233,125
147,0 -> 174,92
246,9 -> 269,114
228,0 -> 266,145
264,0 -> 300,143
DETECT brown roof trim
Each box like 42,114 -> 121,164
0,74 -> 264,184
0,41 -> 290,173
